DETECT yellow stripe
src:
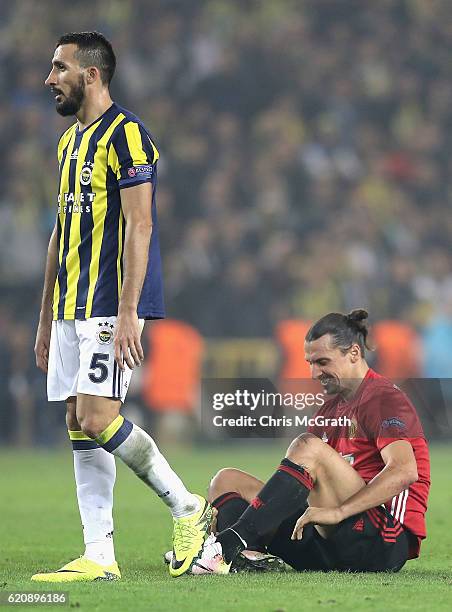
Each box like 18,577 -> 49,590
53,129 -> 77,319
68,430 -> 93,441
147,134 -> 159,162
58,124 -> 77,164
85,113 -> 125,318
108,143 -> 124,300
64,121 -> 102,318
108,142 -> 119,177
124,122 -> 148,164
96,415 -> 124,446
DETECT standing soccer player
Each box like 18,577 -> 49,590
32,32 -> 211,582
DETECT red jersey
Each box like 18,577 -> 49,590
308,368 -> 430,558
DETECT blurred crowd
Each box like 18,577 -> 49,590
1,0 -> 452,443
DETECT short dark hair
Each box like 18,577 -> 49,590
56,31 -> 116,85
306,309 -> 372,356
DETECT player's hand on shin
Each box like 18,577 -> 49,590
34,318 -> 52,373
291,506 -> 344,540
114,308 -> 144,371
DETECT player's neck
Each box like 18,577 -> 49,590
339,363 -> 369,401
76,92 -> 113,131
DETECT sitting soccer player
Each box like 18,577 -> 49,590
191,309 -> 430,574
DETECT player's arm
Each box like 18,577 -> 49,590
115,182 -> 153,371
292,440 -> 418,538
34,221 -> 58,372
338,440 -> 418,519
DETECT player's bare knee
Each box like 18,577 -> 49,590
78,416 -> 105,440
286,432 -> 324,466
208,468 -> 239,501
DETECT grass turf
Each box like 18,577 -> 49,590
1,443 -> 451,611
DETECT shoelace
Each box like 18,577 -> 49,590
173,522 -> 203,554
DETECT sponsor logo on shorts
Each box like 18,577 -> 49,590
96,321 -> 114,345
352,517 -> 364,532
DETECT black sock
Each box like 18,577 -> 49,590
217,458 -> 314,563
212,492 -> 267,558
212,492 -> 249,532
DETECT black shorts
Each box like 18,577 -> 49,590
267,505 -> 411,572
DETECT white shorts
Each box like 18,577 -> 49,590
47,316 -> 144,403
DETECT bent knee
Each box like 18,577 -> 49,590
208,468 -> 241,500
79,417 -> 106,440
208,468 -> 263,503
286,432 -> 325,463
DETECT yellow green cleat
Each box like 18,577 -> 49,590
169,494 -> 213,577
31,557 -> 121,582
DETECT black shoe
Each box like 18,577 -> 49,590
230,550 -> 287,573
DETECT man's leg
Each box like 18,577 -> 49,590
208,469 -> 263,533
207,466 -> 338,571
285,433 -> 366,538
194,433 -> 365,571
32,321 -> 121,582
76,393 -> 212,577
67,398 -> 117,566
76,394 -> 200,516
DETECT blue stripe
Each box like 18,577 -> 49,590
102,419 -> 133,453
112,360 -> 117,398
116,363 -> 122,399
118,176 -> 152,187
72,440 -> 100,450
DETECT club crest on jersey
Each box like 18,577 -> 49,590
80,161 -> 94,186
96,321 -> 114,345
348,417 -> 358,439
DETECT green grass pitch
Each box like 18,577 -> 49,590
1,444 -> 451,611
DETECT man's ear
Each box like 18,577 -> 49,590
85,67 -> 98,84
349,343 -> 361,363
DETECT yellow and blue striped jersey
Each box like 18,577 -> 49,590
53,103 -> 165,320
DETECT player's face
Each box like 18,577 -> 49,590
305,335 -> 358,395
45,44 -> 86,116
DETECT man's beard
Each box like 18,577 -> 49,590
319,375 -> 341,396
54,75 -> 85,116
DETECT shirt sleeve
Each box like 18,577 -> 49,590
109,120 -> 159,188
360,385 -> 424,451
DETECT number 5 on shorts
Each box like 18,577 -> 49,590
88,353 -> 109,383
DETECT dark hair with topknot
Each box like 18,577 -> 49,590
305,309 -> 372,356
56,31 -> 116,85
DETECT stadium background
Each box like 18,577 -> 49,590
1,0 -> 452,445
1,2 -> 452,610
